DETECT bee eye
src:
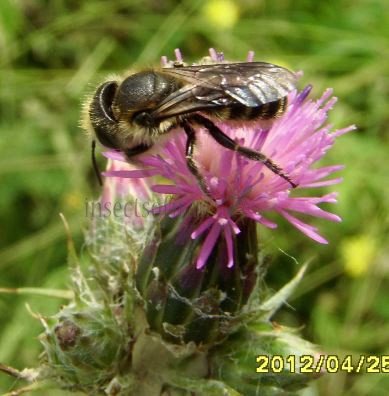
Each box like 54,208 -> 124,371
133,111 -> 155,127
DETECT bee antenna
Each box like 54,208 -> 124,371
91,140 -> 103,186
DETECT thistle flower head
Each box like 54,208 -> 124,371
104,49 -> 355,270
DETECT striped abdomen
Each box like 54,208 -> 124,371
214,96 -> 288,121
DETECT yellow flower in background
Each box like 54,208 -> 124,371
341,234 -> 377,277
63,191 -> 83,210
202,0 -> 239,29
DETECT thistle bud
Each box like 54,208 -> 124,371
136,214 -> 261,345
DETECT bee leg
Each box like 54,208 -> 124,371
181,121 -> 212,197
123,143 -> 152,158
190,114 -> 297,188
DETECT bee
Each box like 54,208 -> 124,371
87,58 -> 297,191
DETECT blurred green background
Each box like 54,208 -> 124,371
0,0 -> 388,395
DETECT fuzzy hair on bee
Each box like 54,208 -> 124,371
84,55 -> 298,190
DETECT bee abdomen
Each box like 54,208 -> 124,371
221,97 -> 288,121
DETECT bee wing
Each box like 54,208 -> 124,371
153,62 -> 296,119
220,62 -> 296,106
150,81 -> 233,119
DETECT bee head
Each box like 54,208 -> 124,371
89,80 -> 119,149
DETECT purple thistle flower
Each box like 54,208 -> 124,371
101,158 -> 151,204
103,50 -> 355,269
